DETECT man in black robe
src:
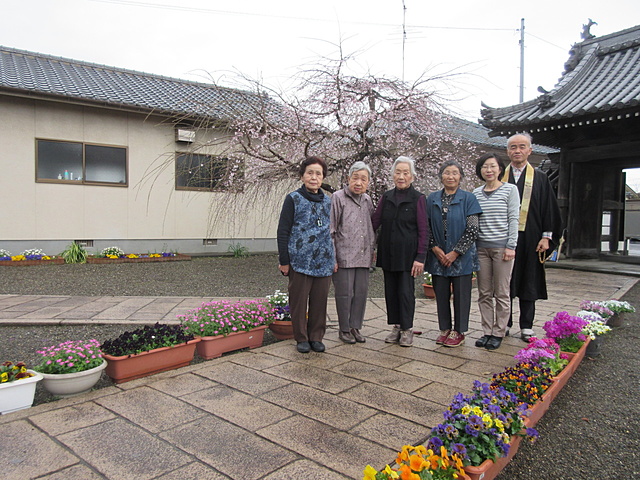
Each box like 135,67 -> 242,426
504,133 -> 562,341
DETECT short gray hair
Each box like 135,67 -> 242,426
349,161 -> 372,179
391,156 -> 417,177
438,160 -> 465,179
507,132 -> 533,146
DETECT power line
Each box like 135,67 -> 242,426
87,0 -> 516,32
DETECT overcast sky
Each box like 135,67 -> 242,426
2,0 -> 639,186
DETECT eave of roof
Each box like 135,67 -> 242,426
480,25 -> 640,137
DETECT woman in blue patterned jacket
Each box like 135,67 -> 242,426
277,156 -> 336,354
427,160 -> 482,348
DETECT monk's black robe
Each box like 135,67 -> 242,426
508,167 -> 562,301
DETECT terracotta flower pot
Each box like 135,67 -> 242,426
104,338 -> 200,384
40,360 -> 107,398
0,370 -> 43,414
607,312 -> 624,327
268,320 -> 294,340
196,326 -> 268,360
463,435 -> 523,480
422,284 -> 436,299
586,335 -> 603,357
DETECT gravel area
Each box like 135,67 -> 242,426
1,256 -> 638,479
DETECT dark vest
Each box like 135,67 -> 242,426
376,185 -> 423,271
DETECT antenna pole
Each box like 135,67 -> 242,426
519,17 -> 525,103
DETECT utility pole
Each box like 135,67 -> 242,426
519,18 -> 525,103
402,0 -> 407,82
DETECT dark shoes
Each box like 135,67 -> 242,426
475,335 -> 491,348
485,336 -> 502,350
351,329 -> 366,343
339,331 -> 356,344
297,341 -> 325,353
297,341 -> 311,353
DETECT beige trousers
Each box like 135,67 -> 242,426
477,248 -> 514,337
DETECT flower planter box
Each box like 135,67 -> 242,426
268,320 -> 294,340
523,386 -> 555,428
0,258 -> 65,267
463,435 -> 522,480
197,326 -> 268,360
40,360 -> 107,398
86,254 -> 191,264
104,338 -> 200,384
586,335 -> 603,357
0,370 -> 43,414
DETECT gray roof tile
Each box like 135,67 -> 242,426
480,25 -> 640,136
0,45 -> 276,121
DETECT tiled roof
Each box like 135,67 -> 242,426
0,45 -> 556,156
0,46 -> 277,121
480,24 -> 640,141
444,115 -> 557,155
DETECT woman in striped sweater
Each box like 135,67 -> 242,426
472,153 -> 520,350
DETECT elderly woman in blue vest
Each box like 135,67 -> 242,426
427,160 -> 482,348
372,156 -> 428,347
277,156 -> 336,354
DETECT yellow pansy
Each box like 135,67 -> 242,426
363,465 -> 378,480
383,465 -> 399,478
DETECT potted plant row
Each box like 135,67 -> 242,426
86,246 -> 191,264
266,290 -> 294,340
0,361 -> 43,414
100,323 -> 199,384
179,299 -> 276,359
363,298 -> 632,480
0,248 -> 65,267
32,339 -> 107,398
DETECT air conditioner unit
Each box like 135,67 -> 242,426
176,128 -> 196,143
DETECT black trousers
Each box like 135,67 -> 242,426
508,298 -> 535,330
432,274 -> 472,333
383,269 -> 415,330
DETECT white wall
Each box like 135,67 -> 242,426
0,96 -> 284,254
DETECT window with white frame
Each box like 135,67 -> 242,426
36,139 -> 127,185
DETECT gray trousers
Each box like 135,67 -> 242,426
477,248 -> 514,337
332,267 -> 369,332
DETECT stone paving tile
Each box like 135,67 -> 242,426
1,420 -> 80,480
265,341 -> 353,369
94,387 -> 207,434
412,381 -> 473,407
257,415 -> 396,480
58,418 -> 192,480
381,345 -> 468,369
19,305 -> 81,318
330,343 -> 413,368
456,359 -> 506,378
154,462 -> 228,480
30,402 -> 117,436
261,383 -> 378,430
350,412 -> 431,450
431,344 -> 517,369
182,385 -> 294,431
39,464 -> 106,479
330,360 -> 430,393
263,459 -> 350,479
91,297 -> 156,319
194,361 -> 290,395
396,361 -> 484,389
151,371 -> 219,397
227,350 -> 289,370
339,383 -> 445,428
265,361 -> 363,394
160,415 -> 297,480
